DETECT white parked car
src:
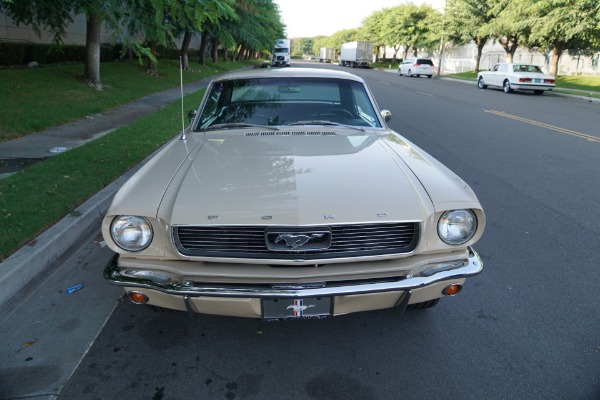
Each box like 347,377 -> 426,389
102,68 -> 485,320
477,63 -> 556,95
398,58 -> 434,78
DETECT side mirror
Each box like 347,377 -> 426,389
380,109 -> 391,123
188,109 -> 198,124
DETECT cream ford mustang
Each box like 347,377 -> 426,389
102,68 -> 485,320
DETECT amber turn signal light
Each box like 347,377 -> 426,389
127,291 -> 149,304
442,283 -> 463,296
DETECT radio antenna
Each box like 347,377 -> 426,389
180,56 -> 186,141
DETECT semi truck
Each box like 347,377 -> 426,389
319,47 -> 335,63
272,38 -> 291,67
338,41 -> 374,68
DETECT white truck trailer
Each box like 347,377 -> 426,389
272,38 -> 291,67
319,47 -> 335,63
339,41 -> 373,68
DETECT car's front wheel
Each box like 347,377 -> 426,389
503,80 -> 512,93
477,77 -> 487,89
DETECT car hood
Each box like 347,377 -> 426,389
157,130 -> 435,226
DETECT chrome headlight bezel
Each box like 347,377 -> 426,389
110,216 -> 153,252
437,209 -> 477,245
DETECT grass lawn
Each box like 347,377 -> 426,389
0,59 -> 253,141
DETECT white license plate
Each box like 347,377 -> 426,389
533,79 -> 541,83
262,297 -> 332,320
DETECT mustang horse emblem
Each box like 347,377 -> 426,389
287,300 -> 317,317
274,233 -> 325,249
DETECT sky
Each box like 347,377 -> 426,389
273,0 -> 446,38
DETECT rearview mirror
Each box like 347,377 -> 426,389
380,109 -> 391,123
188,109 -> 197,124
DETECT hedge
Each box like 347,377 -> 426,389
0,42 -> 202,66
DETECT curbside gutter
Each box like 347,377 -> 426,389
0,169 -> 122,311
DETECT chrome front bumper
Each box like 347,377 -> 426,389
104,247 -> 483,299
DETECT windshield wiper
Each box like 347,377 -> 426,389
202,123 -> 280,131
286,120 -> 365,132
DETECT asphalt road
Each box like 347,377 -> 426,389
47,61 -> 600,399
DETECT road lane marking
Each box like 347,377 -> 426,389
417,91 -> 433,97
380,81 -> 391,86
484,109 -> 600,142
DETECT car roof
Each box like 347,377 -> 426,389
211,67 -> 366,83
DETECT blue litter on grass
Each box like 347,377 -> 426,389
66,284 -> 84,294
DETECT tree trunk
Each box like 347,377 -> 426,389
211,37 -> 218,63
222,48 -> 228,62
146,41 -> 158,74
84,11 -> 102,89
474,36 -> 488,72
499,35 -> 518,63
549,41 -> 564,77
198,33 -> 207,65
392,45 -> 401,63
180,31 -> 192,70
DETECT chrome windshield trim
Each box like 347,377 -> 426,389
104,248 -> 483,299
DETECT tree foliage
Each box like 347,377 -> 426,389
294,37 -> 314,56
1,0 -> 283,85
362,4 -> 441,62
519,0 -> 600,75
446,0 -> 494,71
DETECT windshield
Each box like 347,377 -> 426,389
195,77 -> 382,131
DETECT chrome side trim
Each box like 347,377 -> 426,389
104,247 -> 483,299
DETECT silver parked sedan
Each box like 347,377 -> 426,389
102,68 -> 485,320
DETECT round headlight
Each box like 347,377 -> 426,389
438,210 -> 477,245
110,216 -> 153,251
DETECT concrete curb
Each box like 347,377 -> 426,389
0,170 -> 127,311
0,139 -> 166,313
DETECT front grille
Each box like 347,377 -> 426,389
173,223 -> 419,260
